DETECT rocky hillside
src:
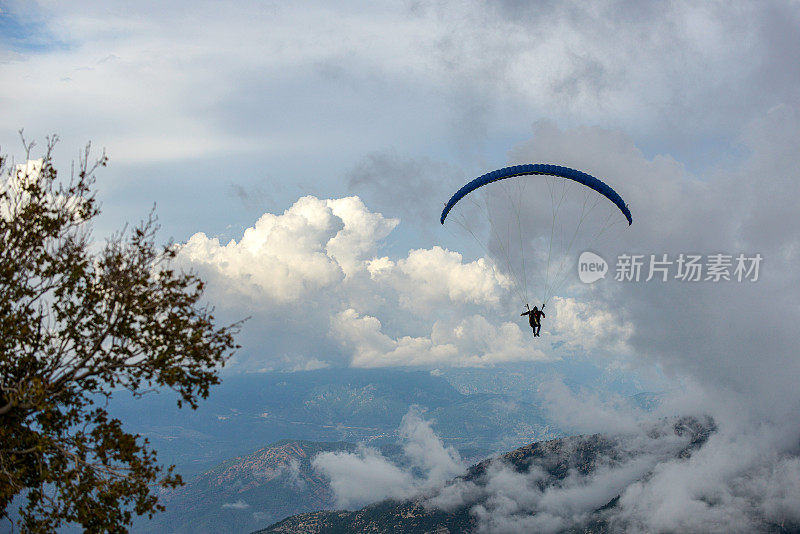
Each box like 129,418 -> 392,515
134,440 -> 353,534
134,438 -> 490,533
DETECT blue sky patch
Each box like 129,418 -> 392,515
0,4 -> 67,53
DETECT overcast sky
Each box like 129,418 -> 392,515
3,0 -> 799,395
3,1 -> 800,529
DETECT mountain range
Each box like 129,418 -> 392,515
259,417 -> 719,534
133,438 -> 491,533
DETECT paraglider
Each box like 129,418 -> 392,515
521,304 -> 545,337
440,164 -> 631,338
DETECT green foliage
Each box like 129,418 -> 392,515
0,134 -> 241,532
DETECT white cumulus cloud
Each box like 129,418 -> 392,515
178,194 -> 546,370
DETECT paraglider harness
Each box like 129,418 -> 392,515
522,303 -> 545,330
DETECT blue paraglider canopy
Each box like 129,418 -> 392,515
440,164 -> 632,226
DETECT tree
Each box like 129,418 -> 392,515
0,135 -> 241,532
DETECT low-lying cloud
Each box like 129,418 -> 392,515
311,408 -> 465,509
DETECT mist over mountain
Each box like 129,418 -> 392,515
107,363 -> 658,534
258,417 -> 737,534
135,439 -> 491,534
132,426 -> 491,533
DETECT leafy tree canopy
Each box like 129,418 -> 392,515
0,134 -> 241,532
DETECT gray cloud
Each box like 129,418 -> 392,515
488,113 -> 800,531
226,180 -> 273,214
346,150 -> 456,224
6,1 -> 800,168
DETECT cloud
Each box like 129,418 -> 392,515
220,500 -> 249,510
391,247 -> 509,310
610,420 -> 800,532
427,418 -> 707,533
398,407 -> 464,488
486,114 -> 800,532
311,408 -> 465,509
328,303 -> 553,368
312,445 -> 414,509
500,115 -> 800,413
538,379 -> 645,436
178,193 -> 556,370
181,196 -> 348,304
6,1 -> 800,170
346,150 -> 456,224
330,308 -> 457,368
281,458 -> 306,491
549,296 -> 632,353
415,410 -> 800,532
